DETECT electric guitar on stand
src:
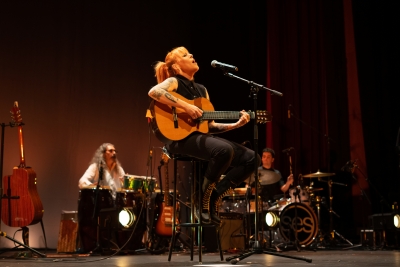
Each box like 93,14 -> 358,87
155,152 -> 180,236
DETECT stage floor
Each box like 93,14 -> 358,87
0,246 -> 399,267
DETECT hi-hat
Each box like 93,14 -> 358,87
303,170 -> 335,178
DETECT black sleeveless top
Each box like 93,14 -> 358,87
174,75 -> 207,100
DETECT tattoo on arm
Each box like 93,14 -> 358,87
150,78 -> 177,101
150,89 -> 163,100
209,123 -> 232,134
165,92 -> 177,103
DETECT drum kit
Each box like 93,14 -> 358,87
218,169 -> 339,249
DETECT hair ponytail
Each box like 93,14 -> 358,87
154,61 -> 170,84
154,47 -> 188,84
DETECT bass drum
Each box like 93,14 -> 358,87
278,202 -> 318,246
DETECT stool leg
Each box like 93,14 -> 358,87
216,228 -> 224,260
196,161 -> 203,264
168,159 -> 178,261
190,161 -> 196,261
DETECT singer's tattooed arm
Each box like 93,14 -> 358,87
149,78 -> 178,102
148,77 -> 203,119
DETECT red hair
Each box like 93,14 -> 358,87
154,47 -> 188,84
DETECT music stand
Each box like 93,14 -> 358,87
216,70 -> 312,264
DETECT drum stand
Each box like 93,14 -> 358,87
220,72 -> 312,264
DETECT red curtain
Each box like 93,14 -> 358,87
265,0 -> 370,235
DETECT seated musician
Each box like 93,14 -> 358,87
249,148 -> 293,205
147,46 -> 260,224
78,143 -> 125,199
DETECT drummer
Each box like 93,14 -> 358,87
78,143 -> 125,199
248,148 -> 293,204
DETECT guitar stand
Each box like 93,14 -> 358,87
0,231 -> 46,257
221,73 -> 311,264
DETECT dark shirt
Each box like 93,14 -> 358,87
175,75 -> 207,99
257,167 -> 285,203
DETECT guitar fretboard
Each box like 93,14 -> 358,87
201,111 -> 255,120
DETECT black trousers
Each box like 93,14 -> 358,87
166,133 -> 260,192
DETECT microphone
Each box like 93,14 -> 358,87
282,147 -> 294,153
288,104 -> 292,119
211,60 -> 238,72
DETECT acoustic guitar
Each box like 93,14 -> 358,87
1,102 -> 44,227
155,152 -> 180,236
149,92 -> 272,143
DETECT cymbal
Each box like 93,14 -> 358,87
303,170 -> 335,178
249,168 -> 281,185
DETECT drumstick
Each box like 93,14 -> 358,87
288,154 -> 293,186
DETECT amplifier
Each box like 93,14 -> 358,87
219,213 -> 246,251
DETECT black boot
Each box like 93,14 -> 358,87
212,175 -> 238,222
194,178 -> 215,224
209,190 -> 221,224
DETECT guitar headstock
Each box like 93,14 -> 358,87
10,101 -> 23,126
256,110 -> 272,124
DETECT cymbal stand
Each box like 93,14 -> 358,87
285,149 -> 302,252
220,71 -> 311,264
317,177 -> 350,246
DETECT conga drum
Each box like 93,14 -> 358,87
77,186 -> 114,252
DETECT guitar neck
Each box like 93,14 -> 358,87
202,111 -> 255,120
18,125 -> 26,168
164,162 -> 169,205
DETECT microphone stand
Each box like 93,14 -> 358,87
90,162 -> 104,254
219,71 -> 312,264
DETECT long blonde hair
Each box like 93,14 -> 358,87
154,46 -> 188,84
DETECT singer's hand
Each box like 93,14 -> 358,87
236,110 -> 250,127
183,102 -> 203,119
